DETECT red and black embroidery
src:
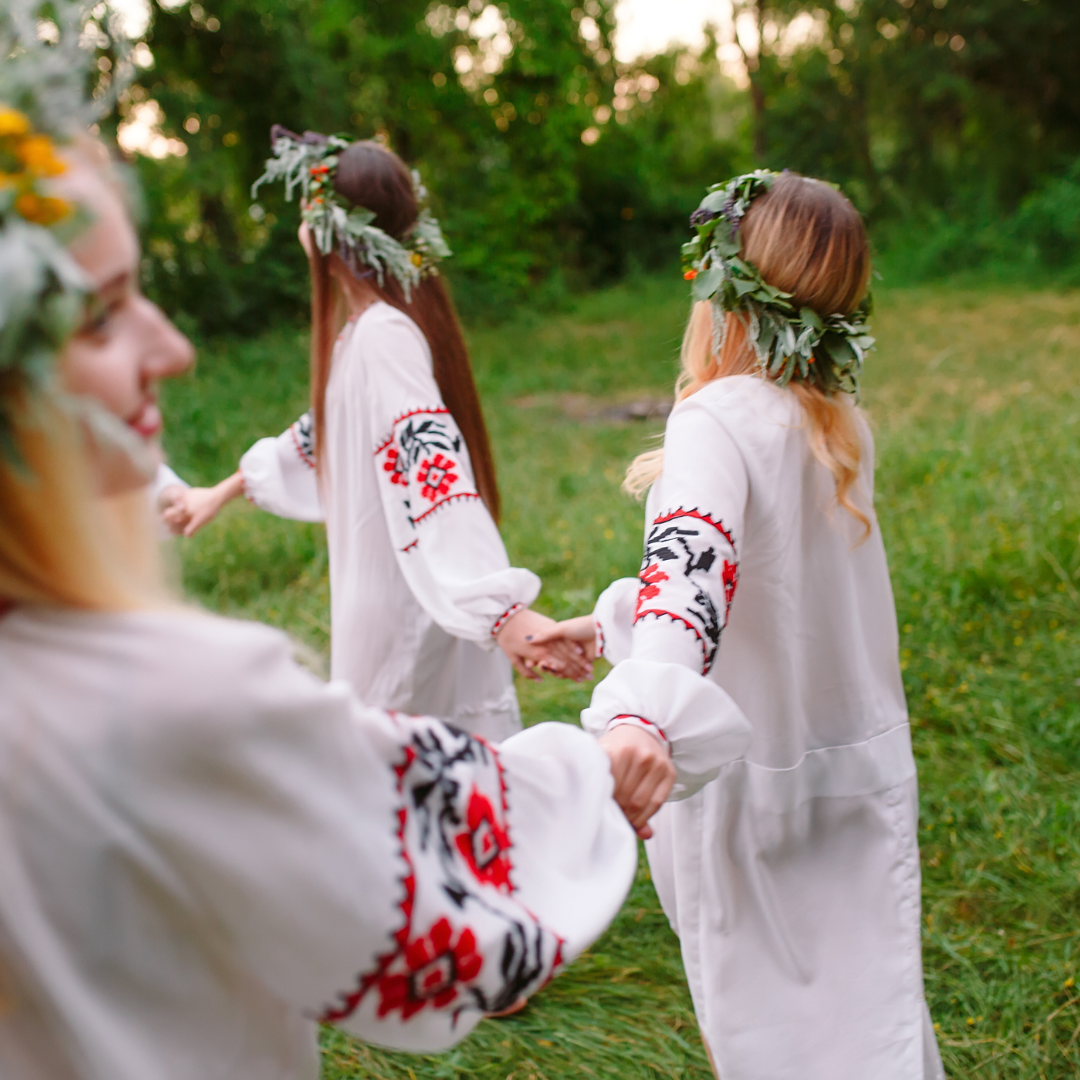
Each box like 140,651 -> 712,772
634,507 -> 738,674
320,721 -> 563,1029
376,917 -> 483,1019
383,447 -> 408,486
454,785 -> 512,891
290,411 -> 316,470
375,408 -> 481,526
417,453 -> 459,502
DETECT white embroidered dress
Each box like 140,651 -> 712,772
0,605 -> 636,1080
584,375 -> 944,1080
239,302 -> 535,741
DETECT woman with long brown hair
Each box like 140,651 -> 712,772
546,171 -> 943,1078
171,130 -> 587,740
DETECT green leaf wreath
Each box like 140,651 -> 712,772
252,127 -> 451,301
681,170 -> 875,397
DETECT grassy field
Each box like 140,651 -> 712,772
161,275 -> 1080,1078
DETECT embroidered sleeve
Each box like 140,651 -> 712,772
363,309 -> 539,644
323,720 -> 563,1030
581,399 -> 752,796
632,507 -> 738,675
238,411 -> 323,523
130,625 -> 635,1054
374,407 -> 482,535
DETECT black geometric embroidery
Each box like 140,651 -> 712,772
635,510 -> 737,674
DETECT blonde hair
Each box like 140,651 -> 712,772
0,388 -> 161,612
625,172 -> 872,536
0,137 -> 164,612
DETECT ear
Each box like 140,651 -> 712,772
298,222 -> 318,262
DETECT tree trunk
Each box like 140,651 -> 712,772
737,0 -> 767,162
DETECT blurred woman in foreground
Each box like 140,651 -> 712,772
0,6 -> 675,1076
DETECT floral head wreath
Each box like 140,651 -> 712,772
252,126 -> 451,301
0,0 -> 132,466
681,170 -> 875,397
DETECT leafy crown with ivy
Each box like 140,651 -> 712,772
681,169 -> 875,397
252,126 -> 451,301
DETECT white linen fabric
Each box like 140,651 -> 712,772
0,606 -> 636,1080
583,374 -> 944,1080
152,462 -> 188,504
239,302 -> 538,741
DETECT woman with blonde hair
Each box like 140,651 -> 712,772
0,5 -> 672,1074
167,129 -> 588,741
546,171 -> 944,1078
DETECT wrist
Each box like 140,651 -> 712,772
492,602 -> 527,641
216,471 -> 245,506
604,714 -> 670,755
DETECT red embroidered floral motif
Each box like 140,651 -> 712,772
722,559 -> 738,614
382,447 -> 408,486
376,917 -> 483,1019
635,563 -> 670,618
417,453 -> 458,501
455,786 -> 512,892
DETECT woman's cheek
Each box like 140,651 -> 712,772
62,336 -> 131,417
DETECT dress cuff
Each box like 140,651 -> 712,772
605,714 -> 671,754
491,602 -> 527,640
582,660 -> 751,800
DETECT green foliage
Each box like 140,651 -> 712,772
130,0 -> 750,331
126,0 -> 1080,332
161,277 -> 1080,1077
754,0 -> 1080,217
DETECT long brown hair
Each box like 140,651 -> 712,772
626,172 -> 872,535
306,139 -> 501,520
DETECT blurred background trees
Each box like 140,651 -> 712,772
120,0 -> 1080,333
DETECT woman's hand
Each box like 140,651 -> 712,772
527,615 -> 598,662
156,484 -> 189,536
163,472 -> 245,538
496,607 -> 593,683
597,725 -> 676,840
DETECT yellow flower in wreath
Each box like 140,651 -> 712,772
0,106 -> 31,137
16,134 -> 67,177
410,251 -> 423,268
15,192 -> 71,226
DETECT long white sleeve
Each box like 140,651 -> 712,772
152,461 -> 188,502
0,609 -> 636,1064
592,577 -> 638,665
583,399 -> 752,796
239,411 -> 324,523
362,313 -> 539,645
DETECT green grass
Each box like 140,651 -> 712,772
161,277 -> 1080,1078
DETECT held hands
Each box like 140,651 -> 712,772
156,484 -> 188,536
160,472 -> 245,538
495,607 -> 593,683
527,614 -> 598,661
597,725 -> 676,840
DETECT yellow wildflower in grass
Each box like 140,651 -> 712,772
0,106 -> 30,137
16,134 -> 67,177
14,192 -> 71,226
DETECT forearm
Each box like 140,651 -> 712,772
214,470 -> 245,507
